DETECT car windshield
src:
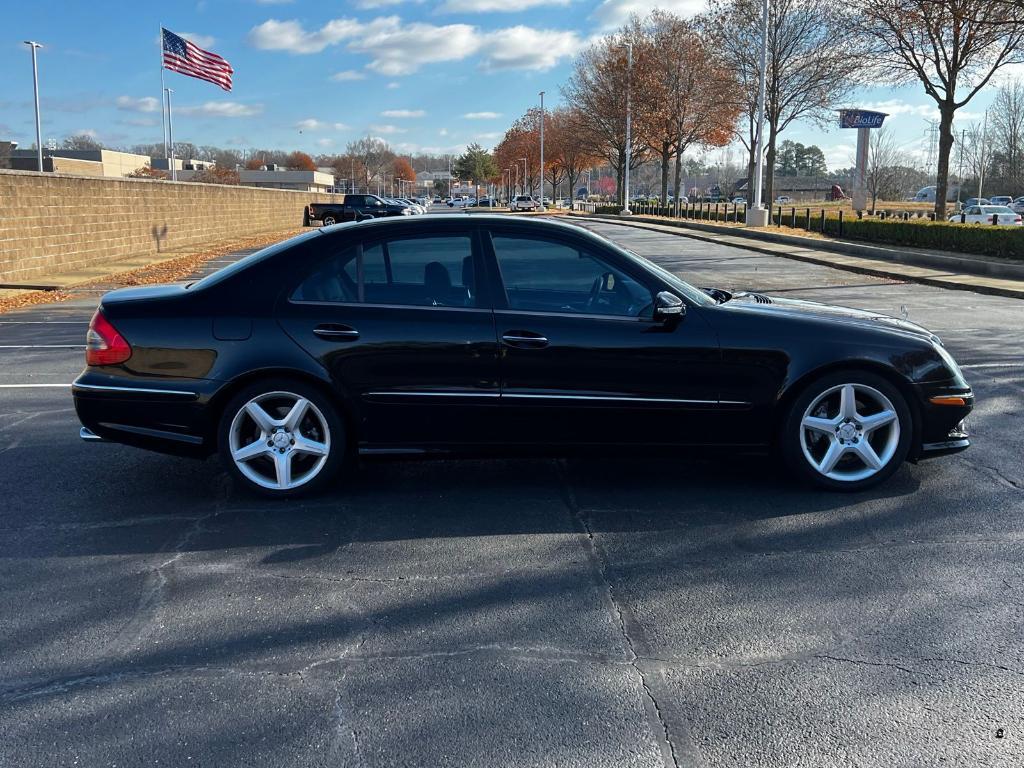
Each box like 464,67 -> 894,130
188,229 -> 322,289
981,206 -> 1014,213
604,243 -> 717,307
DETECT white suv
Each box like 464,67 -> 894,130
512,195 -> 539,211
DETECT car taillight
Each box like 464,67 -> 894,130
86,309 -> 132,366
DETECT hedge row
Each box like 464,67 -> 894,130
584,205 -> 1024,261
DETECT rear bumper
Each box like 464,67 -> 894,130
73,372 -> 216,458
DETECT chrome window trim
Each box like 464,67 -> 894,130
493,308 -> 650,322
73,383 -> 198,398
289,299 -> 489,313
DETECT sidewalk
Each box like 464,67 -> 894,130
574,213 -> 1024,300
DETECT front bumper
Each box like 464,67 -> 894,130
919,419 -> 970,459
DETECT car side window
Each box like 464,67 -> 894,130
967,206 -> 980,215
490,235 -> 652,318
292,234 -> 478,308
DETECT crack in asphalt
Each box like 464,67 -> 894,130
556,459 -> 689,768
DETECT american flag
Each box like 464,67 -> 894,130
161,28 -> 233,92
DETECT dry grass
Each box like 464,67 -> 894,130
0,228 -> 307,316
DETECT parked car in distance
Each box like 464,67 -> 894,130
775,195 -> 793,204
473,198 -> 500,207
448,197 -> 476,208
962,198 -> 991,208
511,195 -> 540,211
731,197 -> 747,205
989,195 -> 1013,206
307,194 -> 411,225
948,205 -> 1022,226
75,216 -> 972,498
1010,197 -> 1024,214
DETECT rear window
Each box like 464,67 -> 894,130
189,230 -> 321,290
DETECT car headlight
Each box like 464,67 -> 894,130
933,340 -> 964,379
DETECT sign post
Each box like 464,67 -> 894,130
839,110 -> 888,212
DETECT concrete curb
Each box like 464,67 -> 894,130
571,213 -> 1024,301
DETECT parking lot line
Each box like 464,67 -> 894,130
0,345 -> 84,349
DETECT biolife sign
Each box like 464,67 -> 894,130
840,109 -> 889,210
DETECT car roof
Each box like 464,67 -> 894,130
318,214 -> 584,236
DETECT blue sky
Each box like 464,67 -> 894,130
0,0 -> 1009,170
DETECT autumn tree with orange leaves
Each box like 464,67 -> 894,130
637,11 -> 740,204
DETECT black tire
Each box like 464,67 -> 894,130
781,369 -> 913,492
217,377 -> 347,499
322,215 -> 337,226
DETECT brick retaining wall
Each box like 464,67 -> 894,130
0,170 -> 339,282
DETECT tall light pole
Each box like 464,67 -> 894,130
164,88 -> 176,181
24,41 -> 44,172
519,157 -> 528,197
539,90 -> 546,208
746,0 -> 770,227
621,42 -> 633,215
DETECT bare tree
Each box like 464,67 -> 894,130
346,137 -> 394,190
562,33 -> 651,205
704,0 -> 854,205
988,80 -> 1024,194
853,0 -> 1024,216
865,127 -> 908,208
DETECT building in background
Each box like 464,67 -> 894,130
175,167 -> 335,192
4,148 -> 150,177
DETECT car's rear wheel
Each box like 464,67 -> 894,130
322,215 -> 337,226
218,379 -> 345,498
782,370 -> 912,491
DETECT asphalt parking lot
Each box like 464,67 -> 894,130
1,219 -> 1022,767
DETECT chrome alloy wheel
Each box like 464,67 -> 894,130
228,391 -> 331,491
799,383 -> 901,483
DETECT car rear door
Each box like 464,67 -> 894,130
480,225 -> 724,446
276,222 -> 500,448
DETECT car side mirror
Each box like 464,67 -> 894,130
654,291 -> 685,320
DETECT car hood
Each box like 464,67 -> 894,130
723,291 -> 938,342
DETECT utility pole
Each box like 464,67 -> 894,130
746,0 -> 769,226
978,110 -> 988,201
24,41 -> 44,172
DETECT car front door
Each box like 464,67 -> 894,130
481,226 -> 724,446
277,224 -> 500,448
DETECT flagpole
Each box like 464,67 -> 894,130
159,26 -> 167,161
165,87 -> 176,182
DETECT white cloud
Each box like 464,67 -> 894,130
855,99 -> 937,120
438,0 -> 566,11
295,118 -> 349,131
439,127 -> 449,136
820,143 -> 857,171
116,95 -> 161,113
316,138 -> 334,147
369,124 -> 407,134
253,0 -> 294,4
248,16 -> 579,73
386,82 -> 400,89
381,109 -> 426,118
177,101 -> 263,117
474,131 -> 502,140
591,0 -> 705,30
480,27 -> 582,71
248,18 -> 362,54
355,0 -> 409,6
179,32 -> 216,49
464,111 -> 501,119
331,70 -> 366,81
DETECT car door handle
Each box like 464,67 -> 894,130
313,324 -> 359,340
502,331 -> 548,348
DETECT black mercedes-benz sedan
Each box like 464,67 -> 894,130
73,215 -> 973,497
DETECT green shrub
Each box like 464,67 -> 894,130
821,218 -> 1024,260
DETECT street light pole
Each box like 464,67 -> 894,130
519,157 -> 528,198
165,88 -> 176,182
539,90 -> 545,208
621,43 -> 633,215
746,0 -> 770,227
24,41 -> 44,172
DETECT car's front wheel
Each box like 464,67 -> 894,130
782,370 -> 912,491
322,215 -> 337,226
218,379 -> 346,498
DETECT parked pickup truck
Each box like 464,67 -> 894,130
306,194 -> 412,226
